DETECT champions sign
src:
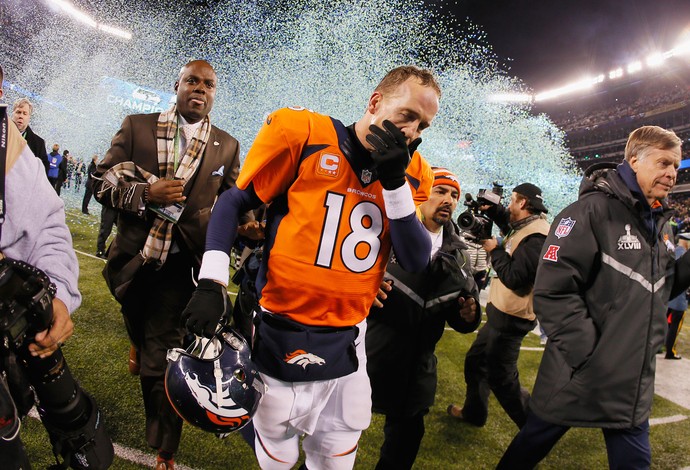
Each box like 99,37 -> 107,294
100,76 -> 175,114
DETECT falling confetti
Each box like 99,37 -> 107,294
1,0 -> 579,216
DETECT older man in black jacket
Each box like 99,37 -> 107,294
498,125 -> 690,469
11,98 -> 49,175
367,168 -> 481,470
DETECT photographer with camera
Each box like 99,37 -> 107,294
0,66 -> 112,469
367,168 -> 481,470
448,182 -> 549,429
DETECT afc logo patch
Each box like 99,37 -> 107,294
555,217 -> 576,239
543,244 -> 560,262
317,153 -> 340,178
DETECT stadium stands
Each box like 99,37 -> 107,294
536,59 -> 690,189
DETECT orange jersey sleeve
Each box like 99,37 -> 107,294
236,107 -> 313,202
408,151 -> 433,206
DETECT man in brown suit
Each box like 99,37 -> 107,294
93,60 -> 249,470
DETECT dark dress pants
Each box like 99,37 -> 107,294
82,182 -> 93,213
665,308 -> 686,356
473,270 -> 488,291
497,412 -> 651,470
97,206 -> 117,253
375,411 -> 427,470
462,309 -> 533,428
120,252 -> 196,454
48,177 -> 62,195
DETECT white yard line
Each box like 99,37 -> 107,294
649,414 -> 688,426
112,443 -> 198,470
74,248 -> 106,262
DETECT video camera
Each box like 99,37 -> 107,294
0,257 -> 113,469
457,182 -> 504,241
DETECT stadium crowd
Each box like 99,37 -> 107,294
669,193 -> 690,234
552,84 -> 690,133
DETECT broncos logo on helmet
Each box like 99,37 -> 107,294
165,329 -> 265,434
185,371 -> 250,419
284,349 -> 326,369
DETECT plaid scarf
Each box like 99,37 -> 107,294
100,105 -> 211,267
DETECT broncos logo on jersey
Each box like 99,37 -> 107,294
284,349 -> 326,369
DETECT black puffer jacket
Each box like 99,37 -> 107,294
530,162 -> 690,428
366,220 -> 481,417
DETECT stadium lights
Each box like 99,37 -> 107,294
608,68 -> 624,79
627,61 -> 642,74
534,77 -> 595,102
44,0 -> 132,40
671,29 -> 690,55
496,28 -> 690,104
514,42 -> 681,103
646,52 -> 666,67
670,42 -> 690,56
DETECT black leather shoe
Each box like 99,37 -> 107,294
665,354 -> 682,360
96,251 -> 107,259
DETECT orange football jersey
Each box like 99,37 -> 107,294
237,107 -> 433,327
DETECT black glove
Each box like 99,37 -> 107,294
182,279 -> 228,338
366,120 -> 421,190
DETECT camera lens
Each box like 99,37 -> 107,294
458,212 -> 476,229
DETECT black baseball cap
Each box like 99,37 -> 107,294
514,183 -> 548,214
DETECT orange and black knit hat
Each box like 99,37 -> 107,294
431,167 -> 461,195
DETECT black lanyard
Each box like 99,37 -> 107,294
0,104 -> 8,242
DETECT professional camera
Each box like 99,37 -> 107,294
457,182 -> 504,241
0,257 -> 113,469
0,258 -> 55,349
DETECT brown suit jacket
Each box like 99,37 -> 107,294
93,113 -> 240,299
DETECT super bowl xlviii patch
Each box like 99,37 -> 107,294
617,224 -> 641,250
543,245 -> 560,262
555,217 -> 576,239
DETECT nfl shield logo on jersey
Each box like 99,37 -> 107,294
554,217 -> 576,239
361,169 -> 372,184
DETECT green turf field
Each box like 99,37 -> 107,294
19,207 -> 690,469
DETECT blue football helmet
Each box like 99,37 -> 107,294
165,329 -> 265,434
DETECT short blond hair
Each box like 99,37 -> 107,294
375,66 -> 441,98
12,98 -> 33,115
624,126 -> 681,162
